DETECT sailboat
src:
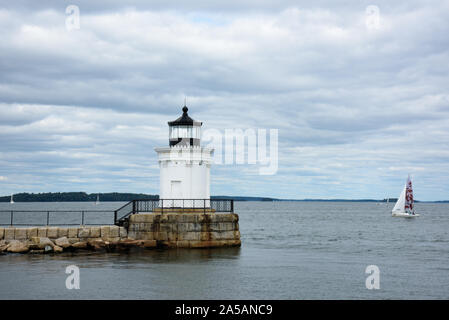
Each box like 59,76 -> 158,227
392,175 -> 419,217
95,194 -> 100,205
10,194 -> 14,204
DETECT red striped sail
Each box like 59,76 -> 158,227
404,176 -> 414,214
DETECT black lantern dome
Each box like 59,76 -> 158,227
168,105 -> 202,147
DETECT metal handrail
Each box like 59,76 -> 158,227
113,198 -> 234,225
0,210 -> 114,226
114,202 -> 132,212
114,201 -> 134,225
0,199 -> 234,227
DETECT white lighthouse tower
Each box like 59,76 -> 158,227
155,105 -> 214,208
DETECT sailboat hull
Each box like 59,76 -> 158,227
392,212 -> 419,218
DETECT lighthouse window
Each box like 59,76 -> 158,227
175,126 -> 191,138
169,126 -> 179,139
194,126 -> 200,139
186,127 -> 192,137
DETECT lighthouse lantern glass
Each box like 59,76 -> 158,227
169,125 -> 201,139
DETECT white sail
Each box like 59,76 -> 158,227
95,194 -> 100,205
10,194 -> 14,204
392,186 -> 406,213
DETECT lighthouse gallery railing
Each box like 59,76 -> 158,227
114,199 -> 234,226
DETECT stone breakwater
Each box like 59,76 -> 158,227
0,213 -> 241,254
0,225 -> 132,254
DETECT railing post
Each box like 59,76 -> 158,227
81,211 -> 84,225
114,211 -> 117,225
10,210 -> 13,226
132,200 -> 136,214
161,199 -> 163,214
231,200 -> 234,213
46,211 -> 50,226
204,199 -> 206,214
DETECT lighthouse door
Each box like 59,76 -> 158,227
170,180 -> 182,207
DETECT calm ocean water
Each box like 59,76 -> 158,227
0,201 -> 448,299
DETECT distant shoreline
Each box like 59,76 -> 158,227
1,192 -> 448,203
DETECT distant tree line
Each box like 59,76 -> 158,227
0,192 -> 158,202
1,193 -> 431,202
383,198 -> 398,202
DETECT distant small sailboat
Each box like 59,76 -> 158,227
392,175 -> 419,217
95,194 -> 100,205
10,194 -> 14,204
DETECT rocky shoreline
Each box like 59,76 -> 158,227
0,225 -> 159,254
0,236 -> 159,254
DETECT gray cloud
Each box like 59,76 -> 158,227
0,1 -> 448,200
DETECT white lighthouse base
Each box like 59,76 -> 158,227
155,146 -> 213,208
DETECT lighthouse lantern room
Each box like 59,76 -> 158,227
155,105 -> 214,208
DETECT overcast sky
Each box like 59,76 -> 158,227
1,1 -> 448,200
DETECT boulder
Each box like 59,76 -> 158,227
44,245 -> 53,253
67,228 -> 78,238
118,239 -> 142,247
72,241 -> 88,249
115,239 -> 143,251
53,245 -> 63,253
88,239 -> 106,250
37,228 -> 47,237
140,240 -> 157,248
67,238 -> 80,244
46,227 -> 59,239
7,240 -> 29,253
0,243 -> 10,253
54,237 -> 71,248
100,226 -> 110,238
57,227 -> 69,238
41,237 -> 56,248
14,228 -> 27,240
27,227 -> 38,238
30,237 -> 55,249
78,228 -> 90,238
90,227 -> 101,238
109,226 -> 119,237
4,228 -> 15,240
